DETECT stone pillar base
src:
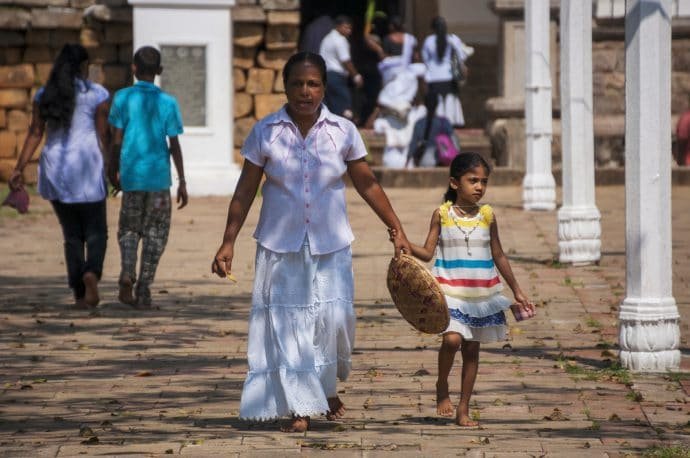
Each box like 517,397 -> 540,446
557,205 -> 601,264
619,349 -> 680,372
619,297 -> 680,372
522,172 -> 556,210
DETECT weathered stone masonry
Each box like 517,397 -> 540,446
0,0 -> 132,183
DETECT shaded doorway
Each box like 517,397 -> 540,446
299,0 -> 406,125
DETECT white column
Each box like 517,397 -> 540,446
620,0 -> 680,372
523,0 -> 556,211
557,0 -> 601,265
129,0 -> 240,196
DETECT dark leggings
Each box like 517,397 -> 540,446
325,71 -> 352,117
51,200 -> 107,299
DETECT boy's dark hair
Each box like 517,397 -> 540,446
334,15 -> 352,26
133,46 -> 161,76
282,51 -> 327,87
443,152 -> 491,202
40,43 -> 89,130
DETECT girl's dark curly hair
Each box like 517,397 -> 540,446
39,44 -> 89,130
443,152 -> 491,203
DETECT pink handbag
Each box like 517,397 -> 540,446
2,186 -> 29,214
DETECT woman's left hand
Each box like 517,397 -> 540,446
388,227 -> 412,259
8,169 -> 23,191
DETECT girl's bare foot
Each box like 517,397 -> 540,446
456,414 -> 479,427
83,272 -> 100,307
280,416 -> 310,432
436,382 -> 454,417
118,277 -> 135,305
326,396 -> 345,420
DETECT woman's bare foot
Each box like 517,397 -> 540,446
326,396 -> 345,420
280,416 -> 310,432
436,382 -> 454,417
118,276 -> 135,305
82,272 -> 100,307
456,414 -> 479,427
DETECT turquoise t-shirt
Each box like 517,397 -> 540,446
108,81 -> 184,191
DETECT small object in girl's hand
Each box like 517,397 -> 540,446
511,304 -> 535,322
226,272 -> 237,283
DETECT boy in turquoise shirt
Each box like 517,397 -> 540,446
108,46 -> 188,308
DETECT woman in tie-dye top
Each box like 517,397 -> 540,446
406,152 -> 533,427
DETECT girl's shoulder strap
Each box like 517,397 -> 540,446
439,201 -> 453,225
479,204 -> 494,225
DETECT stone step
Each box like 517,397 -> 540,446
360,127 -> 493,167
368,165 -> 690,187
359,127 -> 690,187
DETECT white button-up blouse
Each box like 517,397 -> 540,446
241,105 -> 368,254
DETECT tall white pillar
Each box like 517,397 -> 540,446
557,0 -> 601,265
620,0 -> 680,372
523,0 -> 556,211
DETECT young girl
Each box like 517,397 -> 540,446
404,152 -> 533,426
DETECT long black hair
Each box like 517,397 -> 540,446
443,152 -> 491,202
282,51 -> 327,87
39,44 -> 89,130
432,16 -> 447,63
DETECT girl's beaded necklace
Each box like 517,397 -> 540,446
450,205 -> 481,256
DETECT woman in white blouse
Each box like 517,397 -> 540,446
212,52 -> 411,432
421,16 -> 471,127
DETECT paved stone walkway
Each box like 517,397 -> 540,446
0,185 -> 688,457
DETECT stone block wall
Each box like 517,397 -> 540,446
232,0 -> 299,164
0,0 -> 132,183
590,28 -> 690,166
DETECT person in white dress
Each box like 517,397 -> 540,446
365,16 -> 427,168
421,16 -> 473,127
212,52 -> 411,433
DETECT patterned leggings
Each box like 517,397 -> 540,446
118,191 -> 171,301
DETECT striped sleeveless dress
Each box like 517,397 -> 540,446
432,202 -> 512,342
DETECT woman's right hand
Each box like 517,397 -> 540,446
212,242 -> 235,278
8,169 -> 23,191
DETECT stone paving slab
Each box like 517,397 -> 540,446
1,185 -> 689,456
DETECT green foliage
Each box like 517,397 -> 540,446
586,316 -> 604,329
643,444 -> 690,458
626,390 -> 644,402
665,372 -> 690,383
555,355 -> 632,385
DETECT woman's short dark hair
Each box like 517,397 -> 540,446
443,152 -> 491,202
282,51 -> 327,87
133,46 -> 161,76
334,15 -> 352,26
39,43 -> 89,130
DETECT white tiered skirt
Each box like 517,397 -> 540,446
239,241 -> 355,421
443,294 -> 512,343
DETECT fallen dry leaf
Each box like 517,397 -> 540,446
544,408 -> 569,421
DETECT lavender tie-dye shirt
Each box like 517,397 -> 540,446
36,79 -> 109,203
